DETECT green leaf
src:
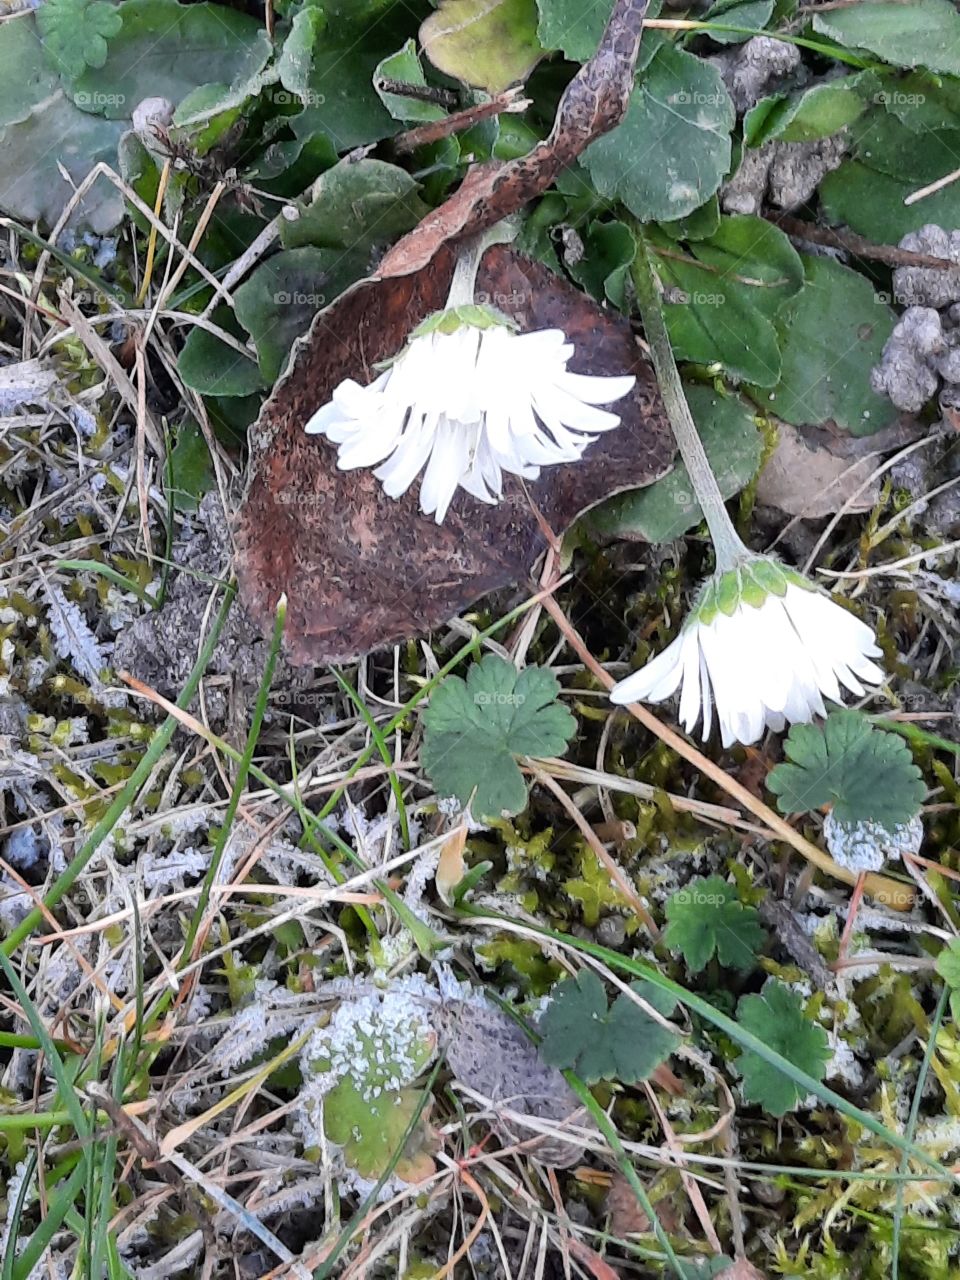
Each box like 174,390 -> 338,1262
421,653 -> 576,819
421,0 -> 544,94
744,76 -> 874,146
0,92 -> 124,232
276,5 -> 326,99
375,38 -> 447,123
663,876 -> 765,974
324,1078 -> 437,1182
564,848 -> 634,927
565,219 -> 637,310
234,247 -> 367,383
581,386 -> 762,543
936,936 -> 960,989
168,423 -> 216,514
658,194 -> 721,243
536,0 -> 615,61
289,5 -> 412,150
813,0 -> 960,77
37,0 -> 122,80
651,215 -> 804,387
539,970 -> 679,1084
582,41 -> 734,223
178,309 -> 264,398
850,109 -> 960,184
756,253 -> 897,436
72,0 -> 266,119
735,979 -> 830,1116
703,0 -> 773,45
767,709 -> 926,828
874,70 -> 960,133
820,159 -> 960,244
280,158 -> 428,252
0,17 -> 58,127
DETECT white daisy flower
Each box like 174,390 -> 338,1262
610,557 -> 885,748
304,304 -> 635,525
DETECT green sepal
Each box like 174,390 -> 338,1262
409,302 -> 517,339
715,568 -> 742,617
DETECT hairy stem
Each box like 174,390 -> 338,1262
631,230 -> 747,572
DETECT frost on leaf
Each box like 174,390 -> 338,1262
299,990 -> 439,1184
436,988 -> 597,1167
823,811 -> 923,873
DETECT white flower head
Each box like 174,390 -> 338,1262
304,302 -> 635,525
610,557 -> 885,748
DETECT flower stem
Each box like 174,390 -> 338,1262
444,217 -> 520,309
631,230 -> 748,572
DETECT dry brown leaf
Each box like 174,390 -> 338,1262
235,245 -> 672,663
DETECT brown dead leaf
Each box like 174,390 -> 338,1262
604,1172 -> 681,1237
756,419 -> 923,517
235,245 -> 672,664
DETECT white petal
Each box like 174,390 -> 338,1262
610,632 -> 687,705
552,369 -> 636,405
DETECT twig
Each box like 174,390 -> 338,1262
526,762 -> 659,937
768,212 -> 960,270
393,88 -> 530,154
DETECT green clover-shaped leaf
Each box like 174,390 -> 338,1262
38,0 -> 123,81
538,969 -> 679,1084
663,876 -> 765,974
421,654 -> 576,819
735,979 -> 830,1117
767,709 -> 925,828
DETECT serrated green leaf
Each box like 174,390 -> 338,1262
37,0 -> 122,81
539,970 -> 678,1084
72,0 -> 266,119
422,0 -> 544,94
421,654 -> 576,819
663,876 -> 765,974
735,979 -> 830,1116
767,709 -> 925,828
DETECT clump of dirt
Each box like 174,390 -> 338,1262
113,493 -> 311,727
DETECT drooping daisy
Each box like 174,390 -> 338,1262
610,557 -> 885,747
305,291 -> 635,524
